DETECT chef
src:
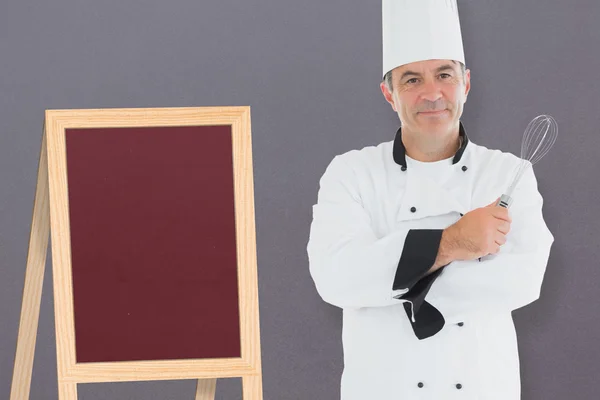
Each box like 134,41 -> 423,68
306,0 -> 554,399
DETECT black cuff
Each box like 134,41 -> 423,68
403,300 -> 445,340
392,229 -> 444,291
400,267 -> 444,315
393,229 -> 446,340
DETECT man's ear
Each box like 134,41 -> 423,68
463,69 -> 471,102
380,81 -> 397,112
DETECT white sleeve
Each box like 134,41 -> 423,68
307,155 -> 416,309
426,166 -> 554,322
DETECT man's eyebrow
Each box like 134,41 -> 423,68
398,64 -> 457,81
399,70 -> 421,81
435,64 -> 456,73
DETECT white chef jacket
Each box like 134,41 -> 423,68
307,123 -> 554,400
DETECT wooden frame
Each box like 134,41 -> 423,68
10,107 -> 263,400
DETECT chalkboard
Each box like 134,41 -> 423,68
65,125 -> 242,363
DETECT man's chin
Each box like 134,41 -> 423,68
415,119 -> 451,130
408,119 -> 455,136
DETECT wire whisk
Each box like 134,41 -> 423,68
497,115 -> 558,208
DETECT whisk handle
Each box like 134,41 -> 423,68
496,194 -> 513,209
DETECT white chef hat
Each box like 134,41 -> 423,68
382,0 -> 465,78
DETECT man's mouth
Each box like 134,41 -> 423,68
418,109 -> 448,116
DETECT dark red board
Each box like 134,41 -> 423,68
64,126 -> 241,363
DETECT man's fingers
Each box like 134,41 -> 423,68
497,221 -> 511,235
489,206 -> 512,222
494,231 -> 507,246
486,197 -> 501,208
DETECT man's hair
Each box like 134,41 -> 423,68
383,61 -> 466,92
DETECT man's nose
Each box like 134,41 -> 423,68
419,81 -> 443,102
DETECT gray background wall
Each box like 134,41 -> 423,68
0,0 -> 598,398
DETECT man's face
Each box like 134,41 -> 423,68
380,59 -> 470,140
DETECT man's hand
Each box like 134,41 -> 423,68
430,198 -> 512,272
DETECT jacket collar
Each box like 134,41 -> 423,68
392,122 -> 470,169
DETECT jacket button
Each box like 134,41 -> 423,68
456,383 -> 463,389
401,165 -> 407,171
459,213 -> 464,217
462,166 -> 468,171
417,382 -> 424,388
410,207 -> 416,213
457,322 -> 464,327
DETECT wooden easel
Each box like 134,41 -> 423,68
10,127 -> 51,400
10,107 -> 264,399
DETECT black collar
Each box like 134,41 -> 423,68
392,122 -> 470,169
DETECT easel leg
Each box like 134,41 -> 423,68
242,375 -> 263,400
10,130 -> 51,400
195,378 -> 217,400
58,381 -> 78,400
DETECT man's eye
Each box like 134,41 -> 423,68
440,73 -> 452,79
406,78 -> 418,84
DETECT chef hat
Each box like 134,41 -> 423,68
382,0 -> 465,78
